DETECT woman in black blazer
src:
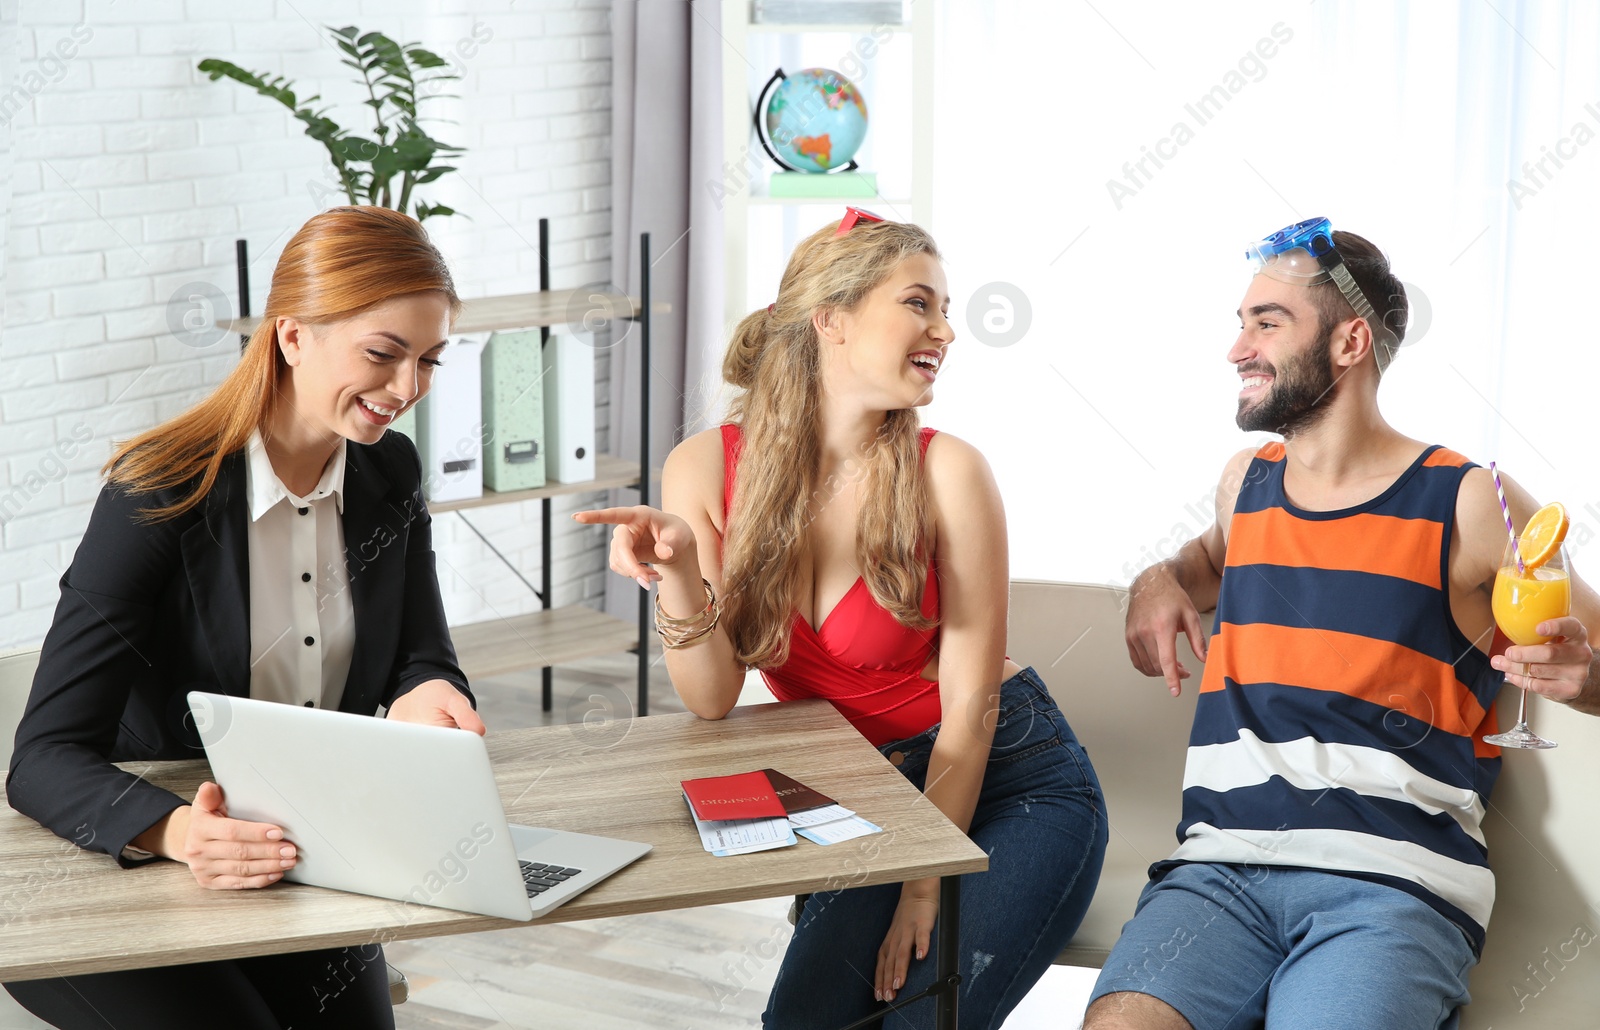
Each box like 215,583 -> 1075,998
5,206 -> 481,1030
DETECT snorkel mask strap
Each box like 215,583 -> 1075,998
1321,255 -> 1396,376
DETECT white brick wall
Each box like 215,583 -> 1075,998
2,0 -> 15,645
0,0 -> 619,647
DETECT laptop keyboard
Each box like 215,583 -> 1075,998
520,861 -> 583,897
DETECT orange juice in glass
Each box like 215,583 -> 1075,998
1492,561 -> 1572,646
1484,502 -> 1572,750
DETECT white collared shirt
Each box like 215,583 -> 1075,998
244,432 -> 356,711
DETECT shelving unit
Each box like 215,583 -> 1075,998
719,0 -> 934,330
225,221 -> 667,716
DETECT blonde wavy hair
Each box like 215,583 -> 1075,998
721,217 -> 941,669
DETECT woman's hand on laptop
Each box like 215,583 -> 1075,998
388,679 -> 488,735
152,781 -> 299,890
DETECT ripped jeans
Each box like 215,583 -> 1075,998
762,666 -> 1108,1029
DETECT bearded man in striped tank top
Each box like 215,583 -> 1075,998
1084,220 -> 1600,1030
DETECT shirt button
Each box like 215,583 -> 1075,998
304,636 -> 315,646
301,572 -> 311,583
298,507 -> 309,516
888,750 -> 906,767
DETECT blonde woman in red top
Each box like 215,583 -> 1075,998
577,209 -> 1107,1028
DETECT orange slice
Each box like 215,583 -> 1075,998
1518,502 -> 1569,571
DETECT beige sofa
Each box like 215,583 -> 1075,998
1006,579 -> 1600,1026
1005,580 -> 1198,970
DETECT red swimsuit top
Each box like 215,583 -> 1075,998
721,424 -> 942,745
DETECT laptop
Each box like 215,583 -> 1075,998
186,691 -> 651,921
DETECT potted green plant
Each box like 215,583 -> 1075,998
199,25 -> 465,221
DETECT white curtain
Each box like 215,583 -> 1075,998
606,0 -> 725,620
926,0 -> 1599,587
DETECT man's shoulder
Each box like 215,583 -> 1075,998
1215,445 -> 1275,521
1447,462 -> 1510,585
1221,443 -> 1273,481
1419,445 -> 1475,471
1423,447 -> 1493,519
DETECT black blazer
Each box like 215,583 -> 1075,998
6,432 -> 471,865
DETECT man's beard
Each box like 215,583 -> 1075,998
1235,327 -> 1337,437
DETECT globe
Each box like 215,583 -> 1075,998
758,67 -> 869,173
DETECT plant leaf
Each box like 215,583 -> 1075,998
330,135 -> 381,163
415,201 -> 460,221
196,59 -> 292,106
405,47 -> 450,69
389,132 -> 437,171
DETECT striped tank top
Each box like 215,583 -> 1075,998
1162,442 -> 1503,952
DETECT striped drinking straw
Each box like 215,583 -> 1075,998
1489,461 -> 1524,575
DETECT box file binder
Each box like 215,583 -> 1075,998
480,329 -> 546,491
542,327 -> 596,483
417,332 -> 487,503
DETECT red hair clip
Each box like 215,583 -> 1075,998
834,206 -> 886,237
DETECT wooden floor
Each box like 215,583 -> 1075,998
388,653 -> 791,1029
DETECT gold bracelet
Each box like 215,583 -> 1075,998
655,578 -> 716,625
655,579 -> 720,648
659,605 -> 721,650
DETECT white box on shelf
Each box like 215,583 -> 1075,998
418,332 -> 488,503
542,326 -> 596,483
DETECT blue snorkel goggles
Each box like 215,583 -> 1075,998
1246,217 -> 1397,372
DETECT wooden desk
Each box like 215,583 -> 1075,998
0,701 -> 987,1022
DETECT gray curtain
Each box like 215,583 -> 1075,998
605,0 -> 724,621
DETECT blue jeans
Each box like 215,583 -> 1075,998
1090,862 -> 1477,1029
763,666 -> 1108,1029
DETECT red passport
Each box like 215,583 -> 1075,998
681,770 -> 788,821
